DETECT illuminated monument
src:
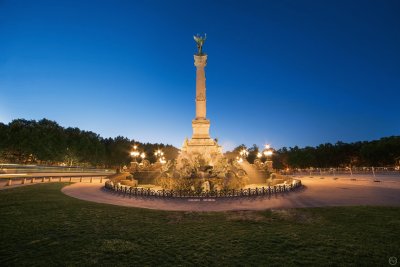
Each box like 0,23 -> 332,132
180,34 -> 222,165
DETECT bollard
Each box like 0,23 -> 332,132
49,177 -> 52,182
42,177 -> 45,182
31,177 -> 35,183
59,177 -> 62,182
22,178 -> 26,184
79,176 -> 82,183
90,177 -> 93,183
6,179 -> 12,186
100,176 -> 103,183
69,177 -> 72,182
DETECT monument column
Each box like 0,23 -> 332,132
178,34 -> 222,163
192,53 -> 210,139
194,55 -> 207,119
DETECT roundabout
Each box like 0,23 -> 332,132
61,176 -> 400,211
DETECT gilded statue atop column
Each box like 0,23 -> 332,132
194,33 -> 207,55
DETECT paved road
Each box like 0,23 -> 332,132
61,177 -> 400,211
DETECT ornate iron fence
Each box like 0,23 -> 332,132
104,179 -> 302,198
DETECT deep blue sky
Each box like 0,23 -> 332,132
1,0 -> 399,151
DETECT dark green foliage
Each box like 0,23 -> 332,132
247,144 -> 259,164
225,144 -> 247,161
104,136 -> 132,167
0,119 -> 179,167
273,137 -> 400,168
230,137 -> 400,169
0,184 -> 399,266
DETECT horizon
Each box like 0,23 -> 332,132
3,117 -> 398,151
1,1 -> 399,151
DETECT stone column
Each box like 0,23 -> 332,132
194,55 -> 207,119
192,55 -> 211,139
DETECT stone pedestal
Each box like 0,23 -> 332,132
192,119 -> 210,139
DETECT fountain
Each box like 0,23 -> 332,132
105,35 -> 299,196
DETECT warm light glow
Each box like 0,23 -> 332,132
265,144 -> 271,149
264,150 -> 273,156
257,152 -> 262,158
239,149 -> 248,157
140,152 -> 146,159
154,149 -> 164,158
133,145 -> 137,150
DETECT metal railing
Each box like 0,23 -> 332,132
104,179 -> 302,198
0,163 -> 114,174
1,175 -> 108,187
280,167 -> 400,178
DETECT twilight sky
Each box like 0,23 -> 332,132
1,0 -> 399,151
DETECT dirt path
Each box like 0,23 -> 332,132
61,177 -> 400,211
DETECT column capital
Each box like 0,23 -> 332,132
194,55 -> 207,67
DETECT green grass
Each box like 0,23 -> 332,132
0,183 -> 399,266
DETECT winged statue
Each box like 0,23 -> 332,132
194,33 -> 207,55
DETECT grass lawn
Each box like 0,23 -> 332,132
0,183 -> 399,266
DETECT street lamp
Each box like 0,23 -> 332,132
154,149 -> 165,163
130,145 -> 140,162
263,150 -> 273,157
238,148 -> 248,163
239,149 -> 249,158
262,144 -> 274,170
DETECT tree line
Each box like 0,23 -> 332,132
0,119 -> 179,168
273,138 -> 400,168
1,118 -> 399,169
229,137 -> 400,169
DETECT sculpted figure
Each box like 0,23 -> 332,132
194,33 -> 206,55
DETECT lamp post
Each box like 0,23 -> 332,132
130,145 -> 140,162
154,149 -> 166,164
263,144 -> 273,170
129,145 -> 141,171
238,148 -> 249,163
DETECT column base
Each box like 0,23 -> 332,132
192,118 -> 210,139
